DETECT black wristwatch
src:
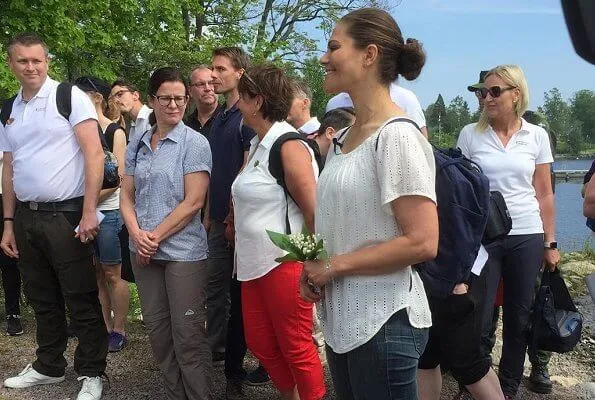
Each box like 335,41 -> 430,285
544,241 -> 558,250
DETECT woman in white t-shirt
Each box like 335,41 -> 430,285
301,8 -> 438,399
232,64 -> 325,400
75,77 -> 130,353
456,65 -> 559,399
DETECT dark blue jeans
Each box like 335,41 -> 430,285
326,309 -> 428,400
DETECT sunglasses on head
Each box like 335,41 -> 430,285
477,86 -> 516,99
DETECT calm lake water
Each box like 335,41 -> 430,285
554,159 -> 594,252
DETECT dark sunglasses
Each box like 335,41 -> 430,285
477,86 -> 516,99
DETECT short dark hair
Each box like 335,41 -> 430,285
340,8 -> 426,83
111,79 -> 139,93
7,33 -> 49,58
238,64 -> 293,122
318,107 -> 355,135
147,67 -> 188,98
212,47 -> 250,71
291,79 -> 312,100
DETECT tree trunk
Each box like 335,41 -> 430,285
256,0 -> 274,47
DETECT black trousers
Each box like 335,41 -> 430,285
14,206 -> 107,377
206,220 -> 247,380
481,234 -> 544,396
0,194 -> 21,316
225,276 -> 247,380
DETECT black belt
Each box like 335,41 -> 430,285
18,197 -> 84,212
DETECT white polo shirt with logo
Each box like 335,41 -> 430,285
325,82 -> 427,129
456,119 -> 554,235
0,77 -> 98,202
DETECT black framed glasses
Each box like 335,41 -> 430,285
152,95 -> 188,107
478,86 -> 516,99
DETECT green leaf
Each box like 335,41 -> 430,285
275,253 -> 302,263
317,249 -> 329,261
266,230 -> 303,256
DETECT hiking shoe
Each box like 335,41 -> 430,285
3,364 -> 65,388
225,378 -> 245,400
6,315 -> 23,336
528,366 -> 553,394
245,365 -> 270,386
77,376 -> 103,400
107,331 -> 127,352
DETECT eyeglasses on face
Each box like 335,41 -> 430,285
111,89 -> 131,99
477,86 -> 516,99
152,95 -> 189,107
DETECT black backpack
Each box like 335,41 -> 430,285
1,83 -> 120,190
366,118 -> 490,298
268,132 -> 323,234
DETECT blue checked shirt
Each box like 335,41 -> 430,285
125,121 -> 212,261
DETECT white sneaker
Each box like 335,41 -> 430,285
77,376 -> 103,400
3,364 -> 65,388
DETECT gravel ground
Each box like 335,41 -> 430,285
0,289 -> 593,399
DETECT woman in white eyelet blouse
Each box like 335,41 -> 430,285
301,8 -> 439,400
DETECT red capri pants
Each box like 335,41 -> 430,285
242,261 -> 325,400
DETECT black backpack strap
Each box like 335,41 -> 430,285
56,82 -> 73,122
0,95 -> 17,127
103,122 -> 120,151
374,117 -> 422,151
268,132 -> 307,234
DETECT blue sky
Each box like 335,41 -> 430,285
313,0 -> 594,112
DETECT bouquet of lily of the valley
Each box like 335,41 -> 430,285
266,226 -> 328,263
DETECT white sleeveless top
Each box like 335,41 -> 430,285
316,118 -> 435,354
232,121 -> 319,281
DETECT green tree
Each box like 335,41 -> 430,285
541,88 -> 571,141
566,120 -> 583,155
426,94 -> 446,130
300,58 -> 332,118
444,95 -> 470,134
570,90 -> 595,144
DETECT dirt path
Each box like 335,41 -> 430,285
1,259 -> 593,399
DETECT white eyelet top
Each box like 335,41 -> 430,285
316,118 -> 435,354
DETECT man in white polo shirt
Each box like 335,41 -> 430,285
325,81 -> 428,138
0,33 -> 107,400
287,79 -> 320,136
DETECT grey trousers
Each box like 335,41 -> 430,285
132,256 -> 212,400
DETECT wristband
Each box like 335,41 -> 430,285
325,258 -> 333,274
3,217 -> 14,222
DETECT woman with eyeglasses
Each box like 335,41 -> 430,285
300,8 -> 438,400
120,67 -> 213,399
231,64 -> 325,400
74,76 -> 131,353
456,65 -> 558,399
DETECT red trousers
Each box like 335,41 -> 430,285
242,261 -> 325,400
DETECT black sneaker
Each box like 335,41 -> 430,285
528,366 -> 553,394
6,315 -> 23,336
225,379 -> 245,400
245,365 -> 270,386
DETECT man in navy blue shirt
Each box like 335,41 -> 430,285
205,47 -> 267,399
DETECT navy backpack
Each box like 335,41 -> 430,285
374,119 -> 491,298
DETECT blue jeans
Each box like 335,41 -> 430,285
94,210 -> 123,264
326,309 -> 428,400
